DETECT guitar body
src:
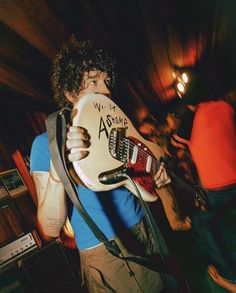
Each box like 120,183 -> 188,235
71,93 -> 165,202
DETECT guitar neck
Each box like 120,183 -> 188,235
125,135 -> 197,194
168,171 -> 197,195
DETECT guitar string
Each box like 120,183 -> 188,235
123,138 -> 196,193
118,138 -> 201,198
120,138 -> 161,172
111,132 -> 157,162
125,138 -> 161,169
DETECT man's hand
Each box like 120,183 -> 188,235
170,216 -> 192,231
154,162 -> 171,188
66,126 -> 90,162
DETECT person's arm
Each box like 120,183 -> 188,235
154,162 -> 191,231
32,161 -> 67,240
31,125 -> 89,241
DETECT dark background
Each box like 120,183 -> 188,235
0,0 -> 236,170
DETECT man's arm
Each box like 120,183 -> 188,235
157,185 -> 191,231
154,162 -> 192,231
32,161 -> 67,240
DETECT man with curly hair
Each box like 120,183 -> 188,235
30,36 -> 190,292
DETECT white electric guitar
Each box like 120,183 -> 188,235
71,93 -> 207,205
71,93 -> 165,202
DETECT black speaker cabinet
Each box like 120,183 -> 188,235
16,240 -> 82,293
0,265 -> 24,293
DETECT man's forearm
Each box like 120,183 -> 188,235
158,186 -> 180,217
157,185 -> 191,231
33,171 -> 67,237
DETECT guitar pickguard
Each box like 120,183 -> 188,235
126,137 -> 157,196
108,127 -> 157,196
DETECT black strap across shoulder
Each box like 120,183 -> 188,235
45,108 -> 119,255
45,109 -> 169,268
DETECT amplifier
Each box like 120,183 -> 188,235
0,231 -> 40,268
17,239 -> 82,293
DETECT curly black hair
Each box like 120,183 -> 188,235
50,36 -> 117,108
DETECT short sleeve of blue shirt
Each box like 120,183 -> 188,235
30,132 -> 50,173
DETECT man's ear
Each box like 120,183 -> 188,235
64,90 -> 78,104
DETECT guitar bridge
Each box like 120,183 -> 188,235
109,128 -> 128,163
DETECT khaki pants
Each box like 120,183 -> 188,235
80,219 -> 164,293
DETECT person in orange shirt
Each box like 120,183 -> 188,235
171,72 -> 236,291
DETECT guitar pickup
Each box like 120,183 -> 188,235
146,155 -> 152,173
109,128 -> 128,163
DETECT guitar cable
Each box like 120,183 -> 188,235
123,174 -> 169,260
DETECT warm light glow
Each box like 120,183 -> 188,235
172,68 -> 190,98
182,72 -> 188,83
177,82 -> 185,93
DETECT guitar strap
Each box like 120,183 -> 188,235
45,108 -> 169,272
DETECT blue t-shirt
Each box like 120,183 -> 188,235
30,132 -> 144,249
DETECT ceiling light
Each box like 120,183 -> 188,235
182,72 -> 188,83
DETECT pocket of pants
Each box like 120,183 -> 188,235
85,265 -> 116,293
